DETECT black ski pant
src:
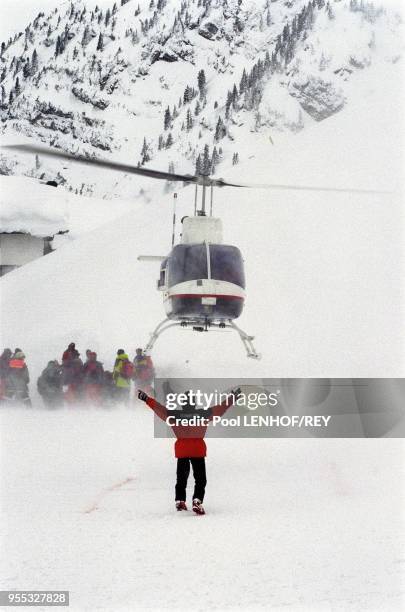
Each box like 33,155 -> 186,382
175,457 -> 207,502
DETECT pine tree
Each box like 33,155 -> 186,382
105,8 -> 111,26
23,59 -> 31,79
195,101 -> 201,116
232,84 -> 238,105
140,137 -> 151,165
202,144 -> 211,176
158,134 -> 164,150
186,108 -> 193,131
232,152 -> 239,165
31,49 -> 38,74
82,26 -> 91,46
225,90 -> 233,119
239,69 -> 248,94
183,85 -> 193,104
97,33 -> 104,51
215,116 -> 226,141
165,133 -> 173,148
197,69 -> 206,97
195,153 -> 202,175
14,77 -> 21,97
55,36 -> 61,57
211,146 -> 219,174
164,106 -> 171,130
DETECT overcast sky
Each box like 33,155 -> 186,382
1,0 -> 403,41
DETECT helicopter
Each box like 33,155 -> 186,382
4,143 -> 386,360
138,177 -> 255,357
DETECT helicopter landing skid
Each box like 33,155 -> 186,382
144,318 -> 261,360
226,320 -> 261,360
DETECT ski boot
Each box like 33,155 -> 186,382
175,500 -> 187,511
192,499 -> 205,515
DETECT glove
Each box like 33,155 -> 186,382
231,387 -> 242,401
138,390 -> 148,402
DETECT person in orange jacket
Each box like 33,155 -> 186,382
138,387 -> 241,514
7,350 -> 31,406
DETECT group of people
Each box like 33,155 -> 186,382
0,344 -> 155,408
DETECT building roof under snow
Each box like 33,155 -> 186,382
0,174 -> 139,241
0,175 -> 69,237
0,175 -> 68,236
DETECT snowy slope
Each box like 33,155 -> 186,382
0,408 -> 404,611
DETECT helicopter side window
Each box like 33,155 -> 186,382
157,258 -> 168,289
169,245 -> 208,286
209,245 -> 245,289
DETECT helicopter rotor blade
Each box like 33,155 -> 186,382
3,143 -> 198,185
3,143 -> 391,195
214,178 -> 391,195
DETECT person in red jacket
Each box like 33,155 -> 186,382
82,352 -> 104,405
138,387 -> 241,515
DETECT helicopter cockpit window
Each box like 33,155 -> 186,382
169,245 -> 208,286
209,245 -> 245,289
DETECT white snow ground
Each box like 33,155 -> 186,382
0,407 -> 404,611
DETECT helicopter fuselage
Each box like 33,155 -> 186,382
160,260 -> 246,323
157,216 -> 246,324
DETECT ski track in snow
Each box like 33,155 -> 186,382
82,476 -> 136,515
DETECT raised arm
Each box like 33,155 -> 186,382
138,391 -> 168,422
209,388 -> 241,420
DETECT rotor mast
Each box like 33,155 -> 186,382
196,176 -> 216,216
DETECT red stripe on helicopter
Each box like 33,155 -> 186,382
170,294 -> 244,300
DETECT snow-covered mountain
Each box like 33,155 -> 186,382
0,0 -> 403,197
